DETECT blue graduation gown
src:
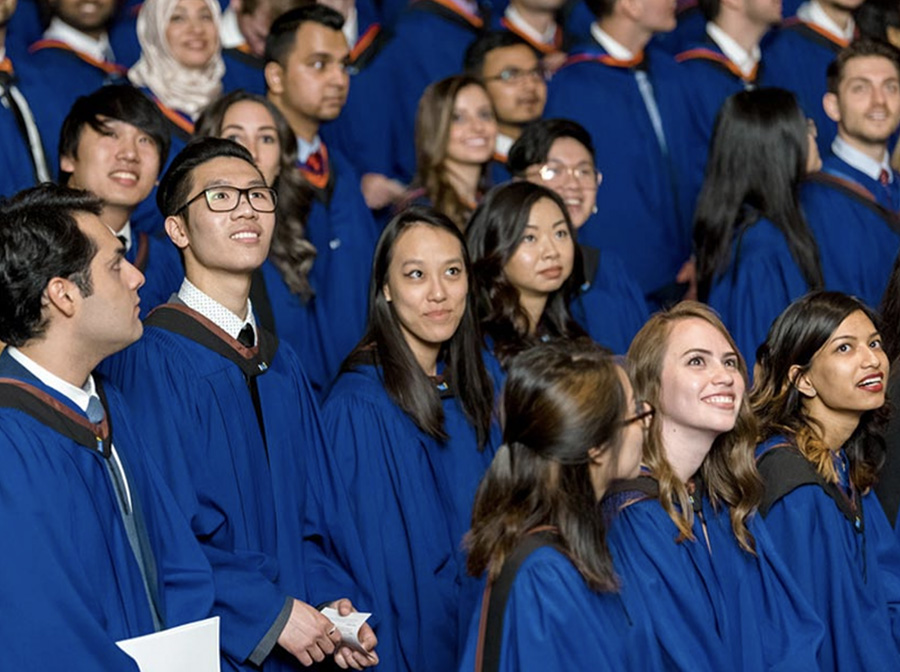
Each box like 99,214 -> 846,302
457,546 -> 662,671
0,351 -> 215,670
25,38 -> 129,104
544,43 -> 694,304
652,3 -> 706,55
222,47 -> 267,96
801,155 -> 900,308
762,19 -> 844,155
756,437 -> 900,669
604,486 -> 824,670
131,231 -> 184,319
317,364 -> 500,672
706,216 -> 811,367
570,244 -> 649,354
102,305 -> 359,671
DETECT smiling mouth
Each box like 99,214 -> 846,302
110,171 -> 139,183
230,231 -> 260,241
858,374 -> 884,390
702,394 -> 735,406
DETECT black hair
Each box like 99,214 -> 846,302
467,181 -> 586,366
694,88 -> 823,300
584,0 -> 618,21
463,30 -> 535,74
157,137 -> 262,217
696,0 -> 721,21
507,118 -> 595,177
58,86 -> 171,184
0,184 -> 102,346
264,4 -> 345,65
857,0 -> 900,42
342,206 -> 495,447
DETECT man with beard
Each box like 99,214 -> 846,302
801,39 -> 900,308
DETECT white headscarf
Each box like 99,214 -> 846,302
129,0 -> 226,119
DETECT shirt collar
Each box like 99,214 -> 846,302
504,6 -> 557,45
591,22 -> 634,60
110,221 -> 132,253
450,0 -> 480,17
343,6 -> 359,48
7,347 -> 95,412
296,134 -> 322,164
177,278 -> 257,341
495,133 -> 514,158
832,135 -> 892,183
706,22 -> 760,77
796,0 -> 855,41
219,7 -> 245,50
44,18 -> 112,62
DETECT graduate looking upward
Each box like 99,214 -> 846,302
0,184 -> 216,669
58,85 -> 184,319
101,137 -> 379,671
752,292 -> 900,669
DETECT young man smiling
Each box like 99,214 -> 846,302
103,138 -> 378,672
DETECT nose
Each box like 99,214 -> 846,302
232,190 -> 259,218
712,362 -> 736,385
862,344 -> 884,368
117,136 -> 139,162
124,259 -> 145,291
873,84 -> 887,105
428,275 -> 447,302
541,235 -> 561,259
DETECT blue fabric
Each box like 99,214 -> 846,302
102,317 -> 359,670
801,154 -> 900,309
544,43 -> 694,301
706,217 -> 811,367
570,246 -> 648,354
131,232 -> 183,319
757,436 -> 900,669
652,5 -> 707,55
0,350 -> 215,670
762,21 -> 843,155
489,158 -> 512,187
222,50 -> 266,96
605,489 -> 824,670
457,546 -> 662,671
316,364 -> 501,672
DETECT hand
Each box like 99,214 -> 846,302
676,257 -> 697,302
329,598 -> 380,670
361,173 -> 407,210
277,599 -> 342,667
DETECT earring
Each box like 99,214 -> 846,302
591,205 -> 598,215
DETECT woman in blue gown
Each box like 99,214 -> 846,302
466,181 -> 586,388
603,301 -> 824,670
751,291 -> 900,669
459,340 -> 660,671
694,88 -> 824,368
507,119 -> 649,354
313,207 -> 497,672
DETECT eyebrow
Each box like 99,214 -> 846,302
201,178 -> 267,189
221,123 -> 278,132
828,331 -> 879,343
680,347 -> 738,358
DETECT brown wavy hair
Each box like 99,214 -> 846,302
410,75 -> 493,230
751,291 -> 888,491
628,301 -> 762,553
466,340 -> 628,591
195,90 -> 316,300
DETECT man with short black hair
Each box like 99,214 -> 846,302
0,183 -> 215,670
103,137 -> 379,672
802,39 -> 900,308
59,85 -> 182,318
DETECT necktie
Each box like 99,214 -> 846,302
86,395 -> 105,423
87,395 -> 132,514
238,323 -> 255,348
880,169 -> 891,187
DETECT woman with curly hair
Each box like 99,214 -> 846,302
752,291 -> 900,670
603,301 -> 822,670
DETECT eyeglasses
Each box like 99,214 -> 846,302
620,400 -> 655,427
177,185 -> 278,214
484,66 -> 545,83
528,161 -> 602,187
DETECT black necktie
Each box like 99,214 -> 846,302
238,323 -> 255,348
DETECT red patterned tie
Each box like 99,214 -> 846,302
880,169 -> 891,187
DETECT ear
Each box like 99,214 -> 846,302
789,364 -> 817,399
382,282 -> 392,303
265,61 -> 284,95
617,0 -> 642,22
45,277 -> 78,318
822,92 -> 841,124
59,154 -> 76,175
888,26 -> 900,50
165,215 -> 190,251
587,445 -> 607,465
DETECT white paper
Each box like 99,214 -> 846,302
116,616 -> 220,672
321,607 -> 372,653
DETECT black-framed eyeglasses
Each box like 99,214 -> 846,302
484,66 -> 546,83
176,185 -> 278,214
527,161 -> 602,187
621,400 -> 655,427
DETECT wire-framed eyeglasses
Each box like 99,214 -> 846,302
620,400 -> 655,427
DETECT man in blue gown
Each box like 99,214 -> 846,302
801,39 -> 900,309
265,5 -> 379,394
0,184 -> 215,670
543,0 -> 696,308
59,85 -> 184,318
102,138 -> 379,671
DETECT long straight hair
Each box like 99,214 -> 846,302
467,181 -> 585,366
342,207 -> 494,446
628,302 -> 762,553
466,341 -> 626,591
752,291 -> 888,491
694,88 -> 823,300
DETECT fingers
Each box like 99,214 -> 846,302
334,597 -> 354,616
358,624 -> 377,651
